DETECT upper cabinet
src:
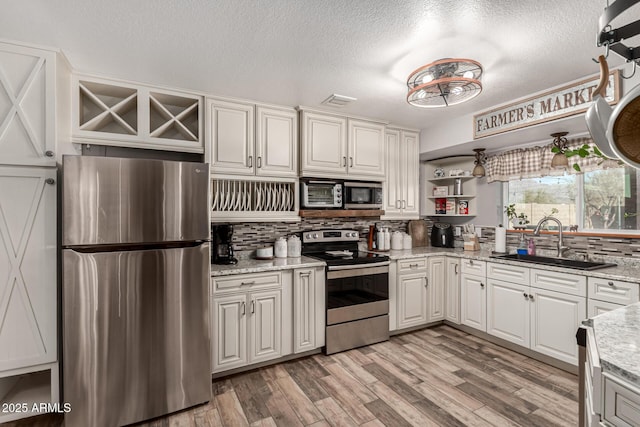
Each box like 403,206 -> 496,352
72,75 -> 204,153
0,41 -> 69,167
207,98 -> 297,178
382,127 -> 420,220
299,109 -> 385,180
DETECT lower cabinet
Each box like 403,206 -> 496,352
211,271 -> 292,374
587,277 -> 639,318
487,263 -> 586,366
460,259 -> 487,331
445,257 -> 460,324
293,267 -> 325,354
427,256 -> 445,322
396,258 -> 428,329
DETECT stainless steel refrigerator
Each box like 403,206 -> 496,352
62,156 -> 211,427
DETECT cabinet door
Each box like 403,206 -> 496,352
401,131 -> 420,216
300,111 -> 347,177
486,279 -> 530,347
588,299 -> 623,318
0,167 -> 56,370
293,269 -> 315,353
460,274 -> 486,331
0,43 -> 57,167
212,294 -> 247,373
397,272 -> 428,329
383,130 -> 401,215
208,99 -> 255,175
248,289 -> 282,364
347,119 -> 385,178
530,287 -> 586,366
445,257 -> 460,324
427,256 -> 446,322
255,106 -> 297,177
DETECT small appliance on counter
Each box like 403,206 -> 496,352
212,224 -> 237,264
300,178 -> 343,209
431,222 -> 454,248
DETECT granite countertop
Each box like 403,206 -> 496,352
587,302 -> 640,387
212,256 -> 326,276
382,247 -> 640,283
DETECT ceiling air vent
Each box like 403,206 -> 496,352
321,94 -> 357,107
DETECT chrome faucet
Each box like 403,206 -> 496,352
533,216 -> 569,258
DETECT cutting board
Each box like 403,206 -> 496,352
408,220 -> 429,247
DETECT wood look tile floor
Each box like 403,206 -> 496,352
5,325 -> 578,427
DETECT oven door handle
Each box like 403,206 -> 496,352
326,261 -> 390,271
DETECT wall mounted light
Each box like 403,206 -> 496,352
472,148 -> 486,177
550,132 -> 569,169
407,58 -> 483,108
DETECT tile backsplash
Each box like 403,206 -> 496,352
228,218 -> 409,251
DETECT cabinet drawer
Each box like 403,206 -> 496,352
212,271 -> 282,294
588,277 -> 639,306
530,268 -> 586,297
604,373 -> 640,426
588,299 -> 625,318
397,258 -> 427,272
461,259 -> 486,276
487,262 -> 529,285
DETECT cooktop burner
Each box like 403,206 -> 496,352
301,229 -> 389,266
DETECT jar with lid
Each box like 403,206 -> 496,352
287,235 -> 301,257
275,237 -> 287,258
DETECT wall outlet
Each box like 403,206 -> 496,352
475,227 -> 482,238
455,226 -> 461,236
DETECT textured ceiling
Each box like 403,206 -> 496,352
0,0 -> 636,135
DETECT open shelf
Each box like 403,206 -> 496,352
427,194 -> 476,199
428,176 -> 475,183
0,368 -> 56,423
149,92 -> 199,141
428,214 -> 476,217
78,80 -> 138,135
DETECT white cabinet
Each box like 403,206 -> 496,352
427,256 -> 445,322
300,110 -> 385,180
396,258 -> 428,329
486,263 -> 586,365
0,41 -> 69,167
293,267 -> 325,354
73,75 -> 203,153
460,259 -> 487,331
603,373 -> 640,426
445,257 -> 460,324
207,98 -> 254,175
211,271 -> 292,374
587,277 -> 639,317
207,100 -> 298,178
0,166 -> 58,423
255,106 -> 298,177
382,127 -> 420,219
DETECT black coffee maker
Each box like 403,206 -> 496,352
212,224 -> 237,264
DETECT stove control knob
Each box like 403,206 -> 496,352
306,233 -> 313,239
313,233 -> 319,239
352,232 -> 358,238
345,232 -> 351,237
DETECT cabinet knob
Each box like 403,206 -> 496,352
480,282 -> 484,288
523,292 -> 528,298
45,150 -> 54,157
607,281 -> 615,287
45,178 -> 55,185
529,294 -> 534,301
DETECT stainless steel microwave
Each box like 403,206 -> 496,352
300,179 -> 343,209
344,181 -> 383,209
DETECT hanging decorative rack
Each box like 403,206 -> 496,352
596,0 -> 640,78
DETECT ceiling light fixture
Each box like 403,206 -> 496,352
550,132 -> 570,169
407,58 -> 483,108
472,148 -> 487,177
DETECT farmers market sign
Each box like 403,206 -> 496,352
473,70 -> 620,139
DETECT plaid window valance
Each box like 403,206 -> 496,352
485,137 -> 611,183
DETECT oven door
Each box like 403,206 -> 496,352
325,262 -> 389,325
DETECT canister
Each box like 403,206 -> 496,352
275,237 -> 287,258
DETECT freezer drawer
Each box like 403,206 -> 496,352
63,244 -> 211,427
63,155 -> 209,246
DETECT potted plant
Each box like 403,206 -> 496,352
505,204 -> 530,229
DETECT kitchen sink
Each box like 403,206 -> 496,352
490,254 -> 616,271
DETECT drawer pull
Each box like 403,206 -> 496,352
607,281 -> 615,287
251,300 -> 255,314
469,260 -> 474,266
454,264 -> 458,274
241,281 -> 256,286
410,263 -> 419,268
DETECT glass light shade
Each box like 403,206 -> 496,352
472,163 -> 486,177
551,152 -> 569,169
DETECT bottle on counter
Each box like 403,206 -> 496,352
377,227 -> 385,250
528,238 -> 536,255
383,228 -> 391,251
368,225 -> 375,251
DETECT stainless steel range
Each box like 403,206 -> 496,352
301,229 -> 390,354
